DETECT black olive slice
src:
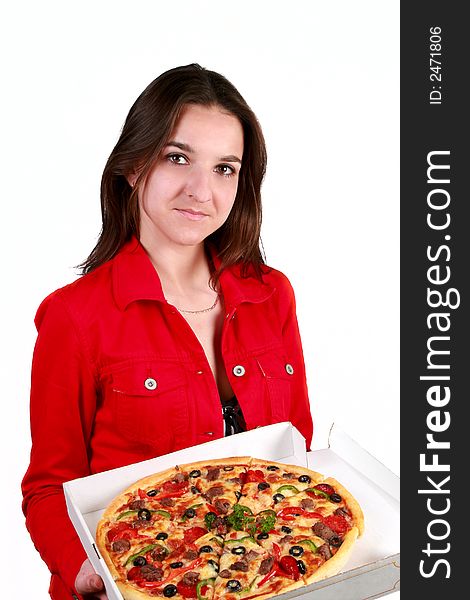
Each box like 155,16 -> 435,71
137,509 -> 152,521
184,508 -> 196,518
289,545 -> 304,557
273,493 -> 285,504
267,465 -> 279,471
133,556 -> 147,566
257,533 -> 269,540
258,482 -> 270,491
156,532 -> 168,540
189,469 -> 201,478
223,465 -> 234,471
199,545 -> 214,553
163,584 -> 178,597
208,559 -> 219,572
226,580 -> 242,592
297,560 -> 307,575
281,526 -> 292,534
146,489 -> 158,497
231,546 -> 246,555
298,475 -> 311,483
330,493 -> 342,503
169,561 -> 183,569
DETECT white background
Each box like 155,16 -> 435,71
1,1 -> 399,598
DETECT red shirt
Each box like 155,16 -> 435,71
21,237 -> 313,599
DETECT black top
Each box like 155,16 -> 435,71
221,396 -> 247,436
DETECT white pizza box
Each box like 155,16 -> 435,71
63,422 -> 400,600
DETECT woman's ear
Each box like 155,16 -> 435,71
127,174 -> 137,188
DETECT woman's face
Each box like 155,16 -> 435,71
135,104 -> 244,251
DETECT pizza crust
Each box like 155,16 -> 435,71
251,576 -> 307,600
96,521 -> 121,582
175,456 -> 253,470
303,527 -> 358,584
116,580 -> 159,600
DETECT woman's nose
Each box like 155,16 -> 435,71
184,167 -> 212,203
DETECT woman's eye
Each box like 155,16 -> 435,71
167,153 -> 188,165
216,164 -> 236,177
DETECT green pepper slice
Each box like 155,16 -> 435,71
257,509 -> 276,518
305,487 -> 330,499
242,576 -> 259,592
275,484 -> 300,495
224,535 -> 257,545
196,578 -> 216,600
116,510 -> 138,520
124,543 -> 157,566
153,509 -> 171,518
116,508 -> 171,521
297,539 -> 318,552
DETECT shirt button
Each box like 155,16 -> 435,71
144,377 -> 157,390
285,363 -> 294,375
233,365 -> 246,377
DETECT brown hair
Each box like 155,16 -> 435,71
80,63 -> 268,282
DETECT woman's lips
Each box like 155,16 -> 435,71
175,208 -> 209,221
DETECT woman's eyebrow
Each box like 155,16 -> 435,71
166,140 -> 242,164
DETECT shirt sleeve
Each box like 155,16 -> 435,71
276,272 -> 314,450
21,291 -> 97,596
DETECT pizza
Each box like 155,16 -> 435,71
96,457 -> 364,600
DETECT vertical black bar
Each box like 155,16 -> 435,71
401,2 -> 467,597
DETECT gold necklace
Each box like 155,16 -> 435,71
176,294 -> 220,314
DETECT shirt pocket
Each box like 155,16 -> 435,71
255,350 -> 295,422
106,359 -> 190,452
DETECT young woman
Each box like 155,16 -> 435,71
22,64 -> 313,599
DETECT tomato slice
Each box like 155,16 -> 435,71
183,526 -> 208,543
323,514 -> 349,533
177,582 -> 198,598
167,538 -> 185,553
127,566 -> 143,581
313,483 -> 335,495
242,469 -> 265,483
276,507 -> 323,521
107,522 -> 139,543
162,480 -> 188,494
279,555 -> 301,580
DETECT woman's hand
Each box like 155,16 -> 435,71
75,558 -> 108,599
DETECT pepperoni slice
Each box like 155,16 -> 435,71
314,483 -> 335,495
107,522 -> 139,543
183,527 -> 208,543
177,582 -> 198,598
127,566 -> 143,581
279,555 -> 301,580
241,469 -> 265,484
323,514 -> 349,533
162,481 -> 188,494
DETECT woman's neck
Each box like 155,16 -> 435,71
141,238 -> 213,296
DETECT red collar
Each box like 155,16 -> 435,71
112,237 -> 275,311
